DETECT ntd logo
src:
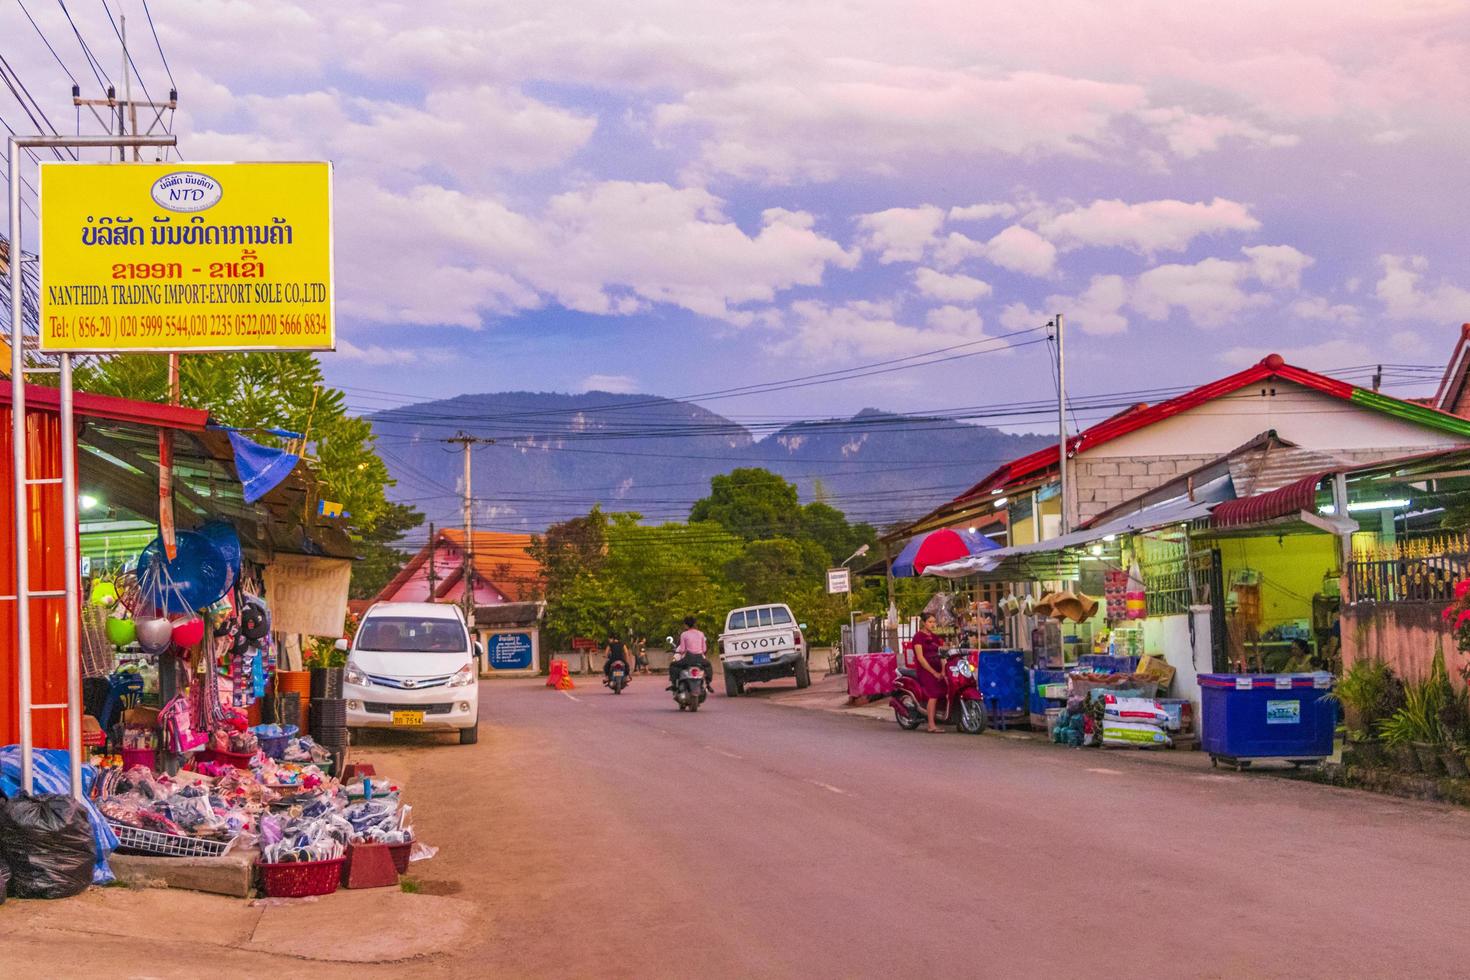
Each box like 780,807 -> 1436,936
150,171 -> 223,213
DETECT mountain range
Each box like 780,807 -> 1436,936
369,391 -> 1051,535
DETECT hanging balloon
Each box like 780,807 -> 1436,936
90,580 -> 118,607
171,616 -> 206,648
135,616 -> 174,654
105,614 -> 136,648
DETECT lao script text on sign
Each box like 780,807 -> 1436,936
38,161 -> 334,352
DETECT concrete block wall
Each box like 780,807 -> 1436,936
1071,444 -> 1454,526
1071,453 -> 1215,523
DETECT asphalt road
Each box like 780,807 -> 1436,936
6,674 -> 1470,978
370,674 -> 1470,979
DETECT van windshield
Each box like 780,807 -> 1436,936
356,616 -> 468,653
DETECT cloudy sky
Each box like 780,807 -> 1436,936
4,1 -> 1469,428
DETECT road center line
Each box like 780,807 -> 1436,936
560,691 -> 581,702
1086,767 -> 1122,775
807,780 -> 847,795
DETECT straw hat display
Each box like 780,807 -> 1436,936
1032,592 -> 1064,618
1050,590 -> 1101,624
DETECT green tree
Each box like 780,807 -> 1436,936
689,468 -> 801,540
799,501 -> 877,565
76,351 -> 417,593
725,537 -> 828,604
349,501 -> 426,600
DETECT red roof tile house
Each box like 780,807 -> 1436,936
957,353 -> 1470,530
374,528 -> 542,606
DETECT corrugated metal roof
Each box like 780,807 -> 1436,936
1210,472 -> 1328,528
1228,443 -> 1355,497
949,354 -> 1470,503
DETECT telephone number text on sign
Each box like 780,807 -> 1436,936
38,161 -> 334,353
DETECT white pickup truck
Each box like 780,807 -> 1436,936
717,603 -> 810,696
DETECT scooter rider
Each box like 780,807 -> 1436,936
668,616 -> 713,693
603,633 -> 631,686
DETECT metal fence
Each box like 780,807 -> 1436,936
1346,551 -> 1470,605
1138,544 -> 1221,617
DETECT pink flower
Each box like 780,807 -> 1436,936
1455,581 -> 1470,599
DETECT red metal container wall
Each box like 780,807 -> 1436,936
0,405 -> 72,749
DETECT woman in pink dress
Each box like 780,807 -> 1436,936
912,613 -> 948,733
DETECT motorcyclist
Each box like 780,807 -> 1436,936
603,633 -> 631,686
667,615 -> 713,693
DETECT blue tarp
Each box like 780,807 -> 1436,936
225,430 -> 300,503
0,747 -> 116,885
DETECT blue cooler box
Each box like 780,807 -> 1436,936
1199,673 -> 1335,761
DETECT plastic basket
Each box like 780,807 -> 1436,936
252,725 -> 299,761
108,821 -> 235,858
121,747 -> 157,771
258,857 -> 345,898
200,747 -> 257,770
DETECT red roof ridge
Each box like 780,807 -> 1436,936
954,354 -> 1458,502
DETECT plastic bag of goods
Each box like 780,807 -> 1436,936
1103,694 -> 1171,726
0,794 -> 98,899
1101,720 -> 1172,749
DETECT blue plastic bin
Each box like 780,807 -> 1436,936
1028,668 -> 1069,715
1199,673 -> 1335,762
977,650 -> 1026,712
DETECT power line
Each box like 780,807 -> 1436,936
101,0 -> 160,108
58,0 -> 113,90
139,0 -> 175,89
17,0 -> 80,86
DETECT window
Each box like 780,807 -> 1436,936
757,607 -> 773,627
726,610 -> 746,631
770,607 -> 793,625
356,617 -> 469,653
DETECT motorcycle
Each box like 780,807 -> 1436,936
606,662 -> 629,694
890,648 -> 987,735
665,634 -> 710,712
673,665 -> 708,712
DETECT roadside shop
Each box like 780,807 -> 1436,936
0,383 -> 435,900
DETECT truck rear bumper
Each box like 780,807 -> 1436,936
722,651 -> 803,682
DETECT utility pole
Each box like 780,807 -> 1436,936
446,433 -> 495,622
426,522 -> 438,597
1053,313 -> 1069,535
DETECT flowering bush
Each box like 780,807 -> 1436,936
1441,580 -> 1470,682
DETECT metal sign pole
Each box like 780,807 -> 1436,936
7,136 -> 33,794
7,133 -> 175,796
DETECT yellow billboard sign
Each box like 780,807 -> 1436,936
38,161 -> 334,352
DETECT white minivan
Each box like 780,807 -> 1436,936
343,601 -> 480,744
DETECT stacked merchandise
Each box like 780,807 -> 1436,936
1099,694 -> 1173,749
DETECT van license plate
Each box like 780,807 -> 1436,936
753,654 -> 770,665
391,710 -> 424,726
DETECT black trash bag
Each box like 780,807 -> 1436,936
0,793 -> 97,899
0,850 -> 10,904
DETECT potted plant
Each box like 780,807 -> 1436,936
1379,649 -> 1458,775
305,636 -> 348,700
1331,659 -> 1397,768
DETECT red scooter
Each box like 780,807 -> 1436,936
890,647 -> 987,734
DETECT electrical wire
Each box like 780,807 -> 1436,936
139,0 -> 175,89
17,0 -> 80,86
58,0 -> 113,90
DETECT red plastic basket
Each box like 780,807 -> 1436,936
387,841 -> 412,875
200,747 -> 256,770
257,857 -> 344,898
